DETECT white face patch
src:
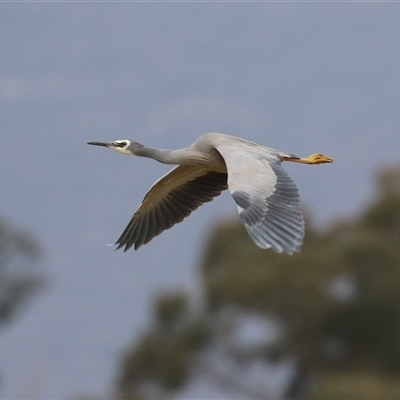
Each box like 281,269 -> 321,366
110,140 -> 132,155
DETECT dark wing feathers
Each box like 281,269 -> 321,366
116,165 -> 228,251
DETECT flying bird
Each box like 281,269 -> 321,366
88,133 -> 333,254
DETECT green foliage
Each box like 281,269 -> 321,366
119,332 -> 188,390
118,292 -> 210,398
0,218 -> 45,326
361,166 -> 400,241
155,292 -> 188,327
312,370 -> 400,400
0,217 -> 45,389
115,165 -> 400,399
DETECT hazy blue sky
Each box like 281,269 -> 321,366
1,3 -> 400,398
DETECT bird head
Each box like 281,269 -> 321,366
87,139 -> 143,155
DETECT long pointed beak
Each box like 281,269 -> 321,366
87,141 -> 111,147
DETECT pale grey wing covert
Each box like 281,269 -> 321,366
116,165 -> 228,251
215,144 -> 305,254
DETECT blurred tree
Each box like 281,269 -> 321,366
0,218 -> 45,327
115,166 -> 400,400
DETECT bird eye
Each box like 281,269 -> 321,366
120,142 -> 127,147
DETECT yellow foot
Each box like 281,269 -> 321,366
282,153 -> 334,165
301,153 -> 334,164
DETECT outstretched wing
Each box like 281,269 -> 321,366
216,143 -> 305,254
116,165 -> 228,251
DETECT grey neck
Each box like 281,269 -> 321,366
134,145 -> 207,165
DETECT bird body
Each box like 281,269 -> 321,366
88,133 -> 333,254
